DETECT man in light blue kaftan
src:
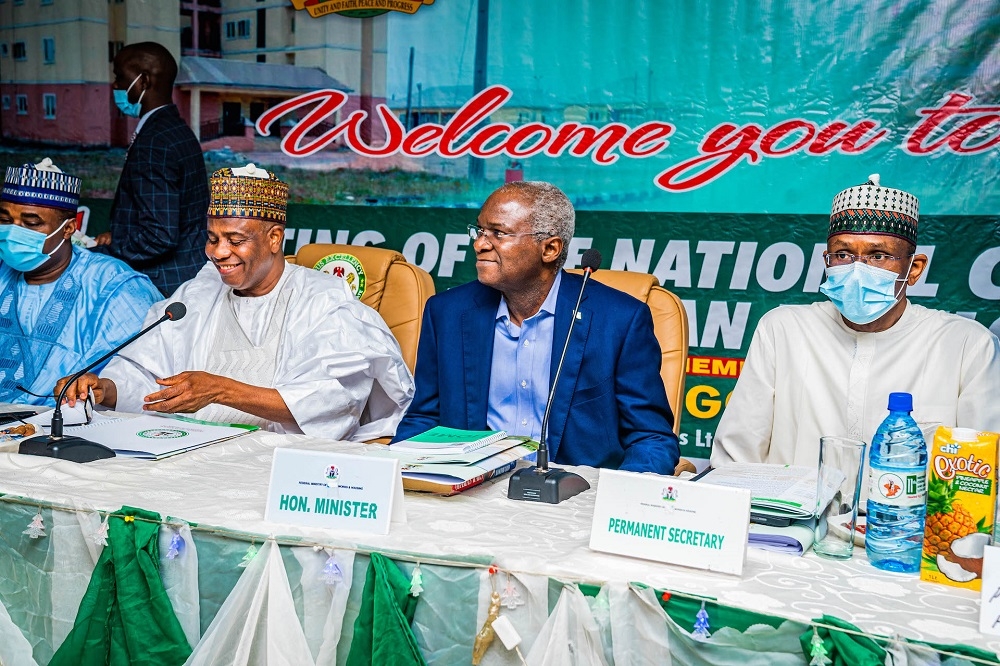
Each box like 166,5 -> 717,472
0,159 -> 161,406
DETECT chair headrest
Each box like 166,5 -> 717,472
294,244 -> 405,300
568,268 -> 659,299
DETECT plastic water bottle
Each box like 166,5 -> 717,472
865,392 -> 928,573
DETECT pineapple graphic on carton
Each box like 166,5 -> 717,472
920,427 -> 999,590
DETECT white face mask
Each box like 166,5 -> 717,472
819,257 -> 913,325
0,221 -> 70,273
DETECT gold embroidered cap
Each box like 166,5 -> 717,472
208,163 -> 288,224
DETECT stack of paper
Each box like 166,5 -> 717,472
696,464 -> 821,519
374,434 -> 537,495
696,464 -> 834,556
389,427 -> 508,455
748,519 -> 817,556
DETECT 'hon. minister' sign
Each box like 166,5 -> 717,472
265,449 -> 404,535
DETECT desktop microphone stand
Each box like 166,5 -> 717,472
20,303 -> 186,463
508,264 -> 596,504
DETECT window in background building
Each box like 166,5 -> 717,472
16,94 -> 27,115
180,12 -> 193,51
13,42 -> 26,61
249,101 -> 266,122
222,102 -> 243,136
225,20 -> 251,40
1,95 -> 10,110
43,93 -> 56,119
108,40 -> 123,62
42,38 -> 55,64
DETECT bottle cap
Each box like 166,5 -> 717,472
887,392 -> 913,412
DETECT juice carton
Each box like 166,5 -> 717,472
920,426 -> 1000,590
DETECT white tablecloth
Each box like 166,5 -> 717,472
0,429 -> 994,653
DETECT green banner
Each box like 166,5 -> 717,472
80,199 -> 998,461
292,210 -> 1000,460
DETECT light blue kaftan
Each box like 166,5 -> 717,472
0,246 -> 161,406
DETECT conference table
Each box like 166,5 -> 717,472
0,420 -> 995,664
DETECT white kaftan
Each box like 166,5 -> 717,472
712,300 -> 1000,468
102,262 -> 414,440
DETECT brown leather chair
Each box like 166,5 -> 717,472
287,244 -> 435,373
569,268 -> 692,474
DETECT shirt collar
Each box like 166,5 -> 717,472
134,104 -> 168,138
496,270 -> 562,323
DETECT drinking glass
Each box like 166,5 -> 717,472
814,436 -> 868,560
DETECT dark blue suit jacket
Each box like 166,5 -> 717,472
99,104 -> 209,297
393,272 -> 680,474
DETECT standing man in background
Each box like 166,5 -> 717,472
95,41 -> 209,297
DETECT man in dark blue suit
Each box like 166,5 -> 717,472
94,42 -> 209,297
393,181 -> 679,474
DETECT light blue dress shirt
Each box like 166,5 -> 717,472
486,272 -> 561,439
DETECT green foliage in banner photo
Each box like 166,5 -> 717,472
81,199 -> 1000,461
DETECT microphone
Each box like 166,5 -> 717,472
508,249 -> 601,504
19,302 -> 187,463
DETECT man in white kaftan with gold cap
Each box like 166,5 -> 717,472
59,164 -> 413,441
712,175 -> 1000,468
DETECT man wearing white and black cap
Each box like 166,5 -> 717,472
0,159 -> 160,406
712,175 -> 1000,467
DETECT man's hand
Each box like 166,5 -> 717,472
94,232 -> 112,246
143,371 -> 227,414
54,373 -> 117,408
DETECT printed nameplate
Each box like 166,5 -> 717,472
589,469 -> 751,576
265,449 -> 404,536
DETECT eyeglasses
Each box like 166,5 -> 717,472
824,251 -> 913,268
467,224 -> 551,243
16,383 -> 94,426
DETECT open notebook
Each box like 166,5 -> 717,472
26,413 -> 258,460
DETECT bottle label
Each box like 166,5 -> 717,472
869,465 -> 926,507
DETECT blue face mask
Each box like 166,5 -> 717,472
0,223 -> 68,273
113,74 -> 145,118
819,260 -> 911,325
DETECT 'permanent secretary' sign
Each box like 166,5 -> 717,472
590,470 -> 751,575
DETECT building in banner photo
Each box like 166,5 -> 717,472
1,0 -> 386,148
0,0 -> 176,146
